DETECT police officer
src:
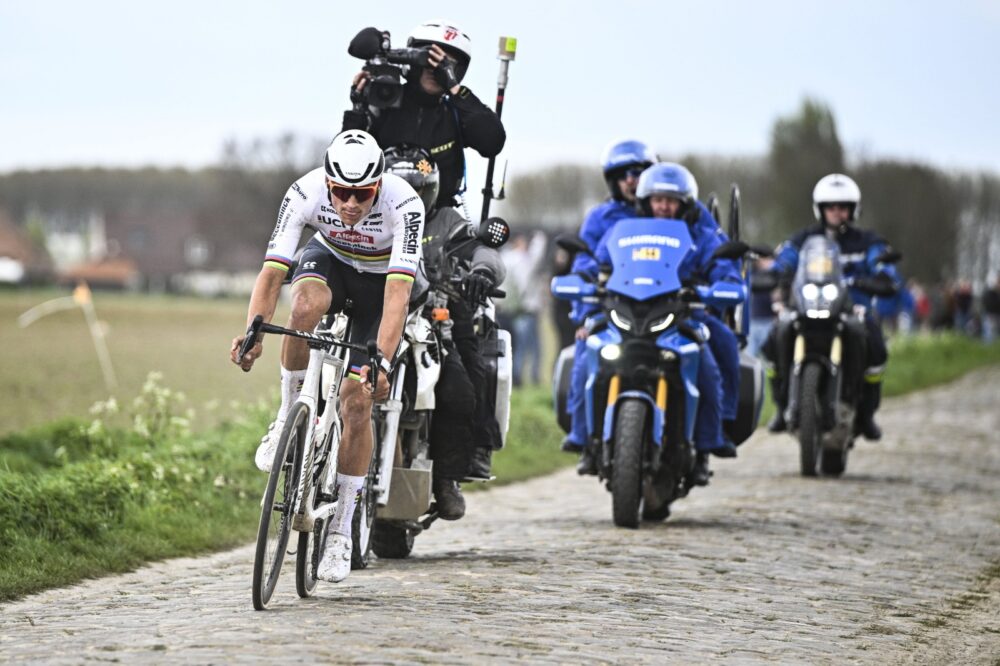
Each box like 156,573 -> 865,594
594,163 -> 745,484
764,173 -> 900,439
344,19 -> 506,210
562,140 -> 656,472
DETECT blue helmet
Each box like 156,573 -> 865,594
636,162 -> 699,219
600,140 -> 657,200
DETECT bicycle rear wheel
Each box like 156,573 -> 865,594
252,402 -> 307,610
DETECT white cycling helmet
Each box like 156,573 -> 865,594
812,173 -> 862,222
324,130 -> 385,187
408,19 -> 472,81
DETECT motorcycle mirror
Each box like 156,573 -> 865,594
555,234 -> 593,257
877,250 -> 903,264
706,192 -> 721,226
728,183 -> 741,241
712,240 -> 750,261
478,217 -> 511,249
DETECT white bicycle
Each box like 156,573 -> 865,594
237,312 -> 380,611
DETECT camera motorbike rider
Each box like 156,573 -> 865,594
592,163 -> 746,485
763,173 -> 900,440
344,20 -> 507,477
343,19 -> 506,211
383,146 -> 507,520
562,140 -> 656,472
231,130 -> 423,583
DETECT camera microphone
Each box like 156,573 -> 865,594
348,27 -> 385,59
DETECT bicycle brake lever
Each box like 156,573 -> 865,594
237,315 -> 264,372
366,340 -> 381,392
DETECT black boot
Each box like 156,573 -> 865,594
433,479 -> 466,520
691,452 -> 712,486
855,382 -> 883,441
768,375 -> 787,433
576,446 -> 599,476
465,447 -> 494,481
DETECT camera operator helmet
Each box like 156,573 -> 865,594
812,173 -> 861,223
324,130 -> 385,192
636,162 -> 699,220
384,145 -> 440,216
600,139 -> 657,201
407,19 -> 472,82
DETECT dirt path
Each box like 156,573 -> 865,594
2,369 -> 999,664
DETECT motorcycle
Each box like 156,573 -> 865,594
769,235 -> 900,477
551,217 -> 760,527
363,217 -> 511,558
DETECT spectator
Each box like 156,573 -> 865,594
982,276 -> 1000,344
747,257 -> 778,357
953,280 -> 974,334
550,244 -> 577,349
498,231 -> 547,385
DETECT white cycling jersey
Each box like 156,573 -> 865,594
263,169 -> 425,283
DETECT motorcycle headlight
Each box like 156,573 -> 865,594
609,309 -> 632,331
647,313 -> 675,334
801,283 -> 820,301
600,344 -> 622,361
821,283 -> 840,301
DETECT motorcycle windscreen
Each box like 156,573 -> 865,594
603,218 -> 693,302
795,235 -> 843,286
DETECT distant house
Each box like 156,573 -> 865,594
0,212 -> 53,284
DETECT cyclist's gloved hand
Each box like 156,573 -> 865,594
464,269 -> 496,306
433,58 -> 461,92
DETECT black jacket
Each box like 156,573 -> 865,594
344,78 -> 506,208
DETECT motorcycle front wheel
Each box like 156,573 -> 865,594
611,398 -> 647,528
797,363 -> 823,477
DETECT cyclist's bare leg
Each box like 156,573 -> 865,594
339,381 -> 375,476
280,279 -> 332,370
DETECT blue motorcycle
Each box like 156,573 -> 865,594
552,217 -> 761,527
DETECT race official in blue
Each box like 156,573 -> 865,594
764,173 -> 900,440
562,140 -> 657,469
590,163 -> 746,484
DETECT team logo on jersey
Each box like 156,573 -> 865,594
330,229 -> 375,245
416,159 -> 433,175
403,211 -> 421,254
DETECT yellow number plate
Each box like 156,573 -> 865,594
632,247 -> 661,261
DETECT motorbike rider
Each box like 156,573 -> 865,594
592,163 -> 746,485
343,19 -> 506,210
230,130 -> 423,584
562,140 -> 656,472
764,173 -> 899,440
383,146 -> 506,520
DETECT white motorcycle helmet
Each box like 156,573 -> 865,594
324,130 -> 385,187
407,19 -> 472,82
812,173 -> 862,222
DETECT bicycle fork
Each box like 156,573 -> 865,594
291,348 -> 345,532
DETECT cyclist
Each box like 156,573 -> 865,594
230,129 -> 424,583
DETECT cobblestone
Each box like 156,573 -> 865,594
2,369 -> 999,664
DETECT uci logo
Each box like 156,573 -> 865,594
443,28 -> 458,41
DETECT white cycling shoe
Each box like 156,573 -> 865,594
317,533 -> 352,583
254,420 -> 285,472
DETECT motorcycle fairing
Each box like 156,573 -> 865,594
604,218 -> 693,302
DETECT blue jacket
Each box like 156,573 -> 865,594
772,224 -> 901,312
594,201 -> 743,290
570,198 -> 635,323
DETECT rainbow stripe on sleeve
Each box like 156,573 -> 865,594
264,254 -> 292,272
387,264 -> 416,283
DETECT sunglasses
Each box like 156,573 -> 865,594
621,167 -> 645,180
328,181 -> 380,203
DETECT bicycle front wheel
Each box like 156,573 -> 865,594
252,402 -> 308,610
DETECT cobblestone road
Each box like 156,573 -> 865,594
2,369 -> 999,664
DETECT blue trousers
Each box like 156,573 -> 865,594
566,336 -> 589,448
694,341 -> 726,452
699,313 -> 740,423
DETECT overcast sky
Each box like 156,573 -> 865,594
3,0 -> 998,187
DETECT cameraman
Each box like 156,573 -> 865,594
343,19 -> 506,209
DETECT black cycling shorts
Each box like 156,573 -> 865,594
291,238 -> 386,379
